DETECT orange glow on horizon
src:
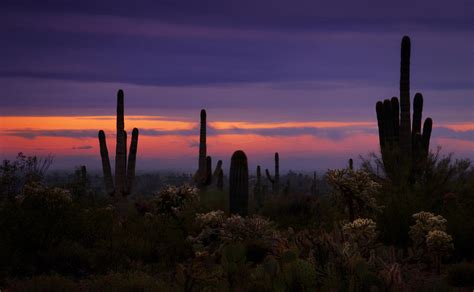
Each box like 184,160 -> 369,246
1,115 -> 472,166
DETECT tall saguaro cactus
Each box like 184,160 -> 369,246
197,109 -> 207,185
399,36 -> 412,157
375,36 -> 432,180
229,150 -> 249,216
98,89 -> 139,197
254,165 -> 264,210
265,152 -> 280,195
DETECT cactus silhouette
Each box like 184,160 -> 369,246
348,158 -> 354,170
265,152 -> 280,195
195,109 -> 212,188
98,90 -> 139,197
205,156 -> 212,185
217,169 -> 224,190
213,160 -> 222,179
229,150 -> 249,215
254,165 -> 264,210
196,109 -> 207,186
375,36 -> 432,180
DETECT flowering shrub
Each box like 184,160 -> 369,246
190,212 -> 286,260
342,218 -> 378,256
195,210 -> 226,228
150,184 -> 199,217
409,211 -> 453,272
409,211 -> 448,250
326,169 -> 382,220
426,230 -> 453,253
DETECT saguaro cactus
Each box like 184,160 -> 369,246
229,150 -> 249,216
254,165 -> 264,210
217,169 -> 224,191
375,36 -> 433,180
213,160 -> 223,181
196,109 -> 207,187
205,156 -> 212,185
265,152 -> 280,195
98,90 -> 139,197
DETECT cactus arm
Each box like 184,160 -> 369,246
265,168 -> 274,183
126,128 -> 139,195
383,99 -> 395,146
274,152 -> 280,194
412,132 -> 422,163
98,130 -> 114,195
399,36 -> 412,157
412,93 -> 423,136
376,101 -> 385,149
391,97 -> 400,143
256,165 -> 261,186
422,118 -> 432,155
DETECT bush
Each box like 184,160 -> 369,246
83,271 -> 168,291
447,262 -> 474,287
260,194 -> 322,229
7,274 -> 77,292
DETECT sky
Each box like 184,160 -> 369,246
0,0 -> 473,172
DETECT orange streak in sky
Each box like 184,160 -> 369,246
1,116 -> 472,164
0,116 -> 195,131
210,121 -> 375,129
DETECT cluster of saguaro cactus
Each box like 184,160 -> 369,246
194,109 -> 224,189
265,152 -> 280,195
229,150 -> 249,215
98,90 -> 139,197
375,36 -> 432,179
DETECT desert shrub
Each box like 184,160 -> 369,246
0,183 -> 79,277
0,153 -> 53,199
447,262 -> 474,287
82,271 -> 167,292
362,151 -> 474,256
150,184 -> 199,216
190,213 -> 286,263
326,169 -> 382,221
409,211 -> 449,256
342,218 -> 378,257
409,211 -> 453,273
7,274 -> 77,292
259,194 -> 323,229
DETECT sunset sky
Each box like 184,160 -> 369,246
1,0 -> 473,171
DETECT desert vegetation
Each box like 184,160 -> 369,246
1,36 -> 473,291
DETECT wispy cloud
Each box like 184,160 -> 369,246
72,145 -> 93,150
2,122 -> 473,142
